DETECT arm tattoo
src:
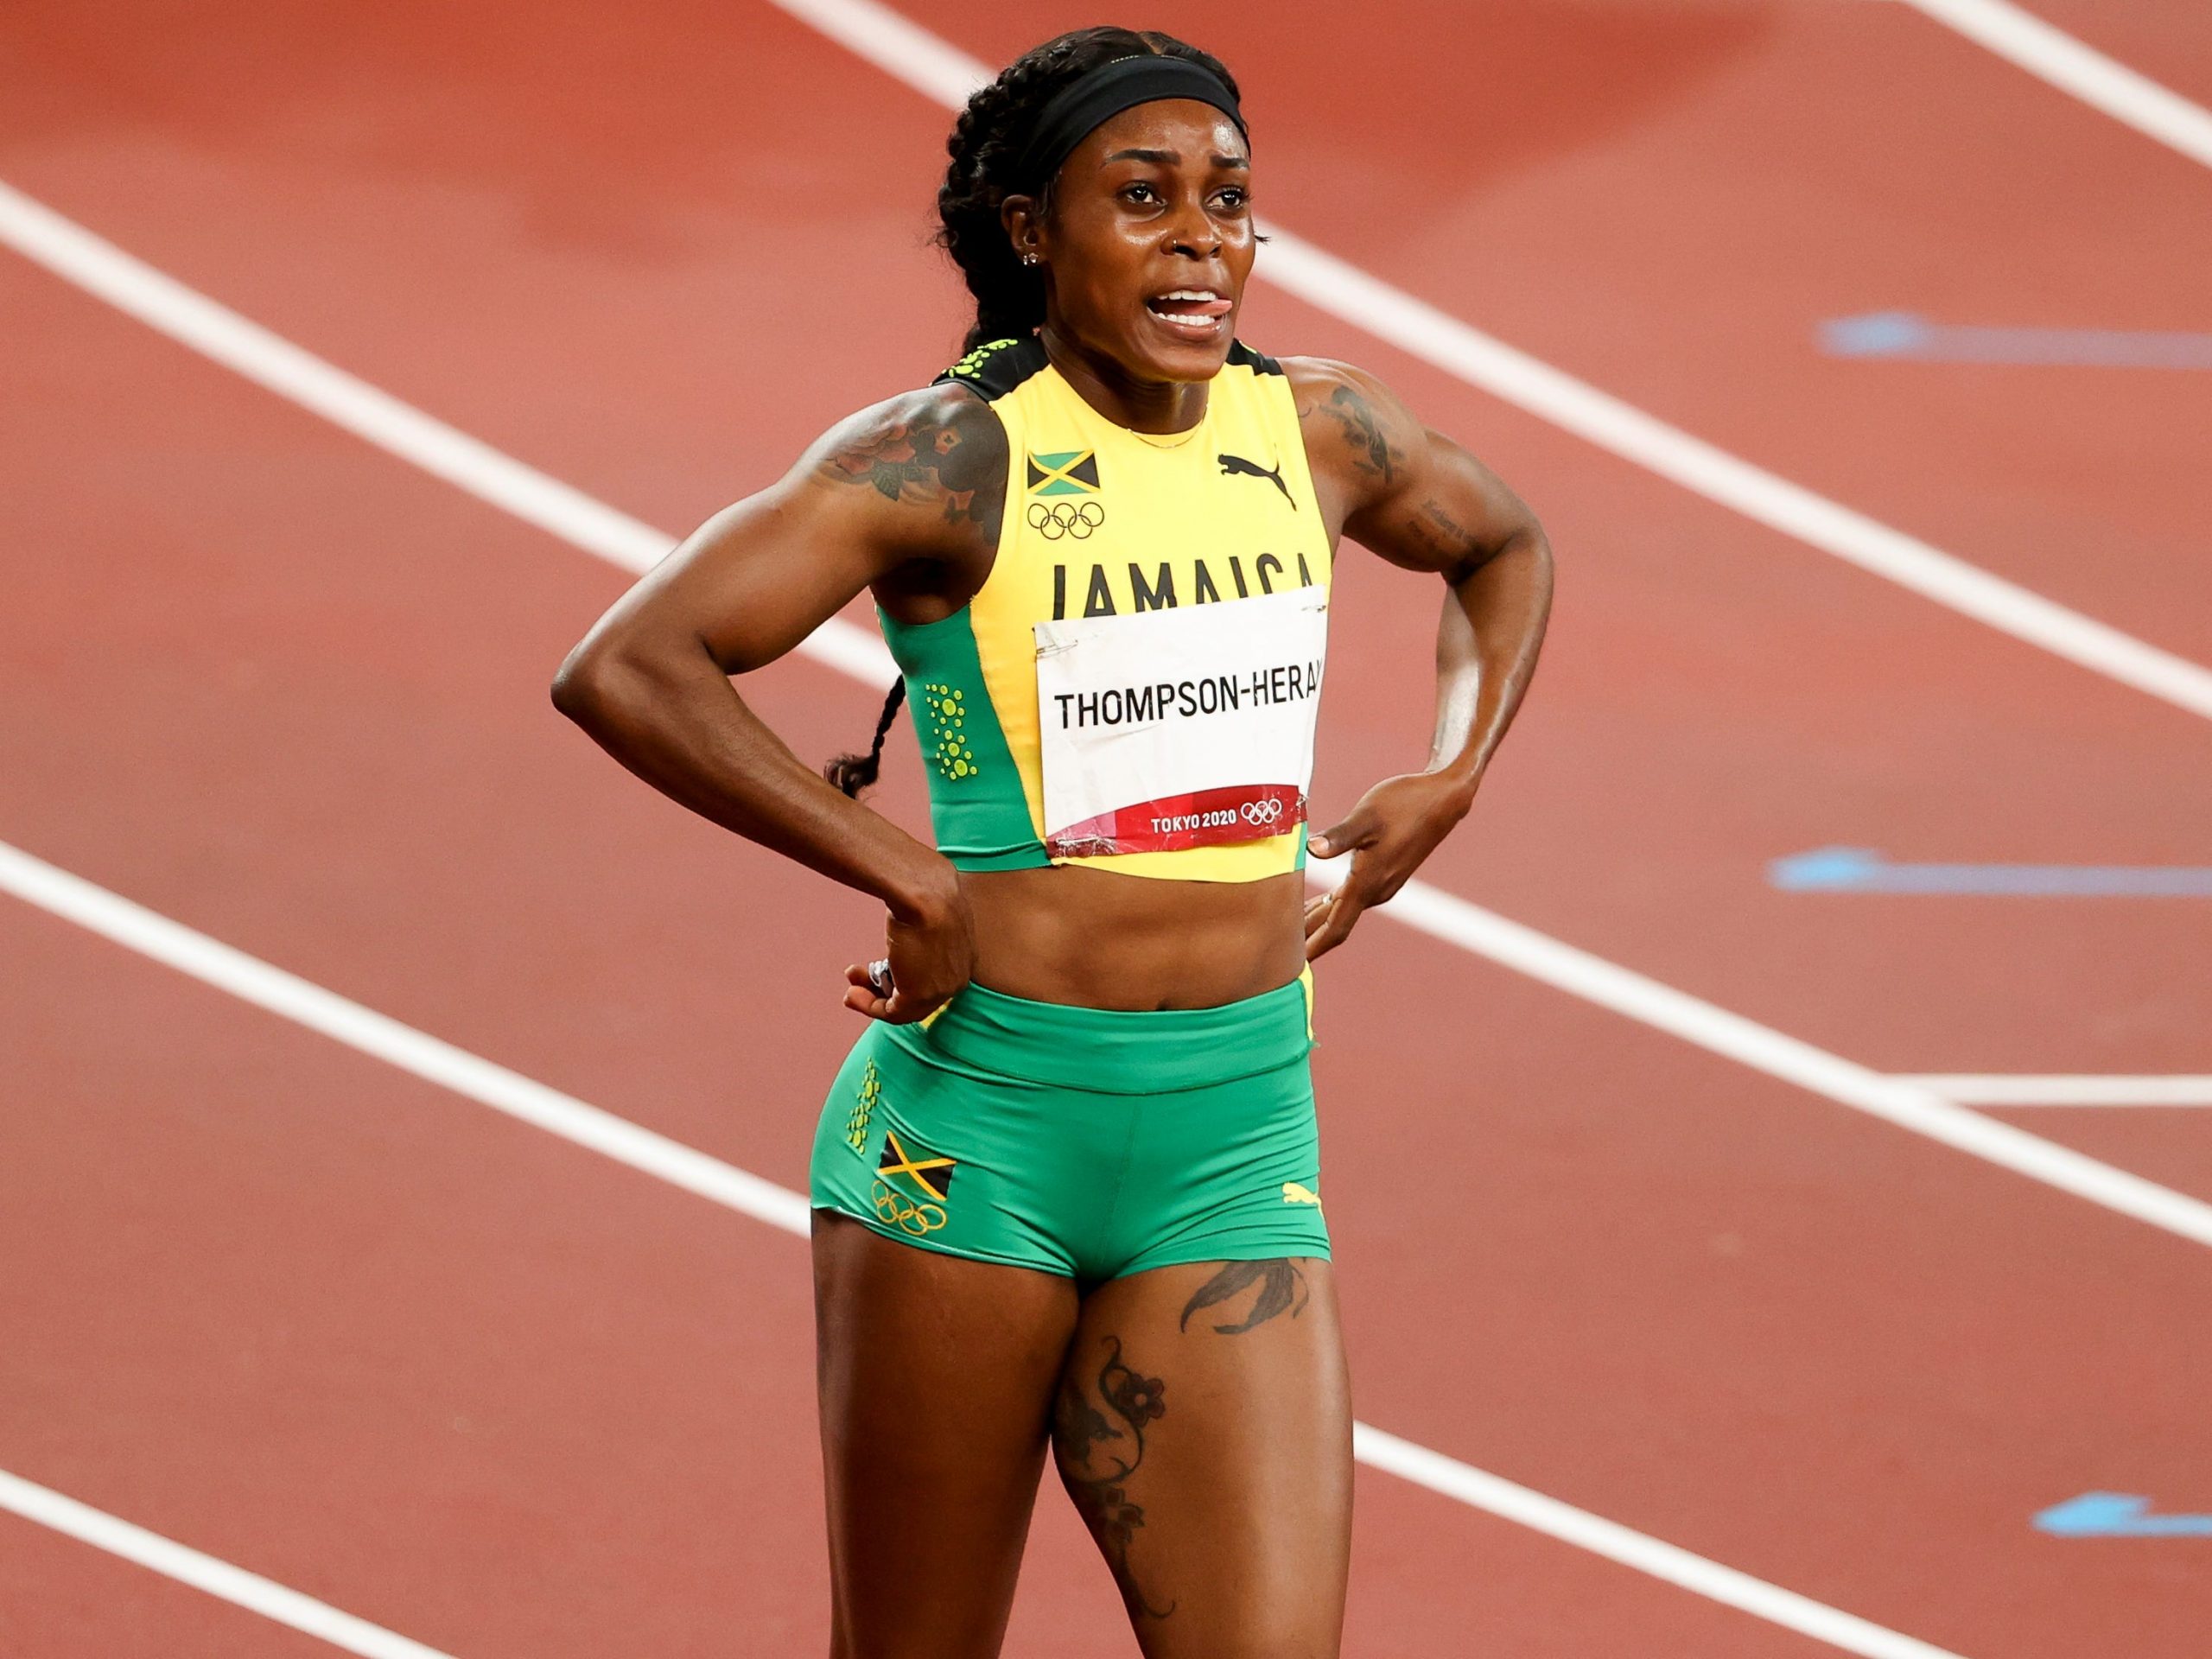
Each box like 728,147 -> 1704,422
1053,1335 -> 1175,1620
1179,1259 -> 1309,1335
1411,499 -> 1492,580
1316,384 -> 1403,484
817,397 -> 1004,543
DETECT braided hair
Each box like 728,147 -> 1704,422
936,27 -> 1243,354
823,28 -> 1243,798
823,678 -> 906,798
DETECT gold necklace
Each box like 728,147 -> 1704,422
1128,420 -> 1205,450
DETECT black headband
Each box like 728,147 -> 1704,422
1015,55 -> 1247,188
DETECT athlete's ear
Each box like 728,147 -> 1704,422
1001,193 -> 1046,264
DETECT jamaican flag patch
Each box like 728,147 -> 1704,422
1027,450 -> 1101,497
877,1129 -> 956,1203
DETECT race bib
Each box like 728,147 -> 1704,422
1034,586 -> 1328,858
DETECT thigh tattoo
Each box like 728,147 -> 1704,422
1178,1260 -> 1310,1336
1055,1334 -> 1175,1620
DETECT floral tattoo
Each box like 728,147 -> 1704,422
817,397 -> 1004,542
1054,1334 -> 1175,1619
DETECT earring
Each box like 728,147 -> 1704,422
1022,252 -> 1040,267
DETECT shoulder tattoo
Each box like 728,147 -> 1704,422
817,393 -> 1005,544
1306,382 -> 1405,485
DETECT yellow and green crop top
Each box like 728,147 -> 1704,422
884,334 -> 1333,884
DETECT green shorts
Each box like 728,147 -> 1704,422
809,972 -> 1328,1281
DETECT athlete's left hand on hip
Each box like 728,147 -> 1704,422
1303,770 -> 1478,960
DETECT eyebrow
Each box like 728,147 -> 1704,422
1102,147 -> 1250,168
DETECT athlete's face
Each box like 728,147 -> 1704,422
1014,99 -> 1256,384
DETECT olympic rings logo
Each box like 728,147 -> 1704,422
871,1179 -> 948,1236
1240,798 -> 1286,826
1027,500 -> 1104,541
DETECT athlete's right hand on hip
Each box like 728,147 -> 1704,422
843,882 -> 976,1024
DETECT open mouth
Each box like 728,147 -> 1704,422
1144,288 -> 1233,339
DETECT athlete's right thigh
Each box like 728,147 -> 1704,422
812,1211 -> 1080,1659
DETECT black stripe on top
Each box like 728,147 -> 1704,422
935,335 -> 1052,401
1227,340 -> 1283,375
938,334 -> 1282,398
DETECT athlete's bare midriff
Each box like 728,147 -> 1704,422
963,863 -> 1306,1010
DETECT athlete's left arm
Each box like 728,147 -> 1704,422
1286,357 -> 1554,960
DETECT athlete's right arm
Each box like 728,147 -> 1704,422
550,382 -> 1006,1022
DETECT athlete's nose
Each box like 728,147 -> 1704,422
1161,196 -> 1223,260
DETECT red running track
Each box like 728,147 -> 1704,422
3,2 -> 2209,1655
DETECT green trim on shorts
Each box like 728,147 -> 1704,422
809,976 -> 1327,1281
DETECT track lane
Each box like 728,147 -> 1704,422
1980,1107 -> 2212,1206
986,0 -> 2212,663
1901,0 -> 2212,156
9,6 -> 2202,1654
3,207 -> 2208,1656
5,0 -> 2203,1092
0,1510 -> 346,1659
0,199 -> 1989,1658
922,0 -> 2212,656
15,179 -> 2211,1244
6,181 -> 2208,1211
4,5 -> 2206,1113
1314,920 -> 2212,1656
0,906 -> 829,1658
1,847 -> 1891,1659
2013,0 -> 2212,106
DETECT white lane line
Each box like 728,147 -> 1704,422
13,101 -> 2212,736
0,179 -> 893,683
1306,860 -> 2212,1248
1351,1427 -> 1963,1659
1249,225 -> 2212,721
0,1469 -> 458,1659
0,179 -> 2205,1253
0,842 -> 810,1236
1897,0 -> 2212,172
0,842 -> 1971,1659
750,0 -> 2212,724
1901,1074 -> 2212,1106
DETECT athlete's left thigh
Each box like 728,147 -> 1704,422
1051,1255 -> 1351,1659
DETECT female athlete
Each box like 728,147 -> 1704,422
553,25 -> 1551,1658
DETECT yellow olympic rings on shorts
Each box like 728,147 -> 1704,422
872,1179 -> 949,1236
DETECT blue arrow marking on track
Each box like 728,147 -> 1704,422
2035,1493 -> 2212,1537
1821,312 -> 2212,369
1769,848 -> 2212,896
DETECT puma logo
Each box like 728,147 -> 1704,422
1217,452 -> 1296,508
1281,1181 -> 1322,1207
